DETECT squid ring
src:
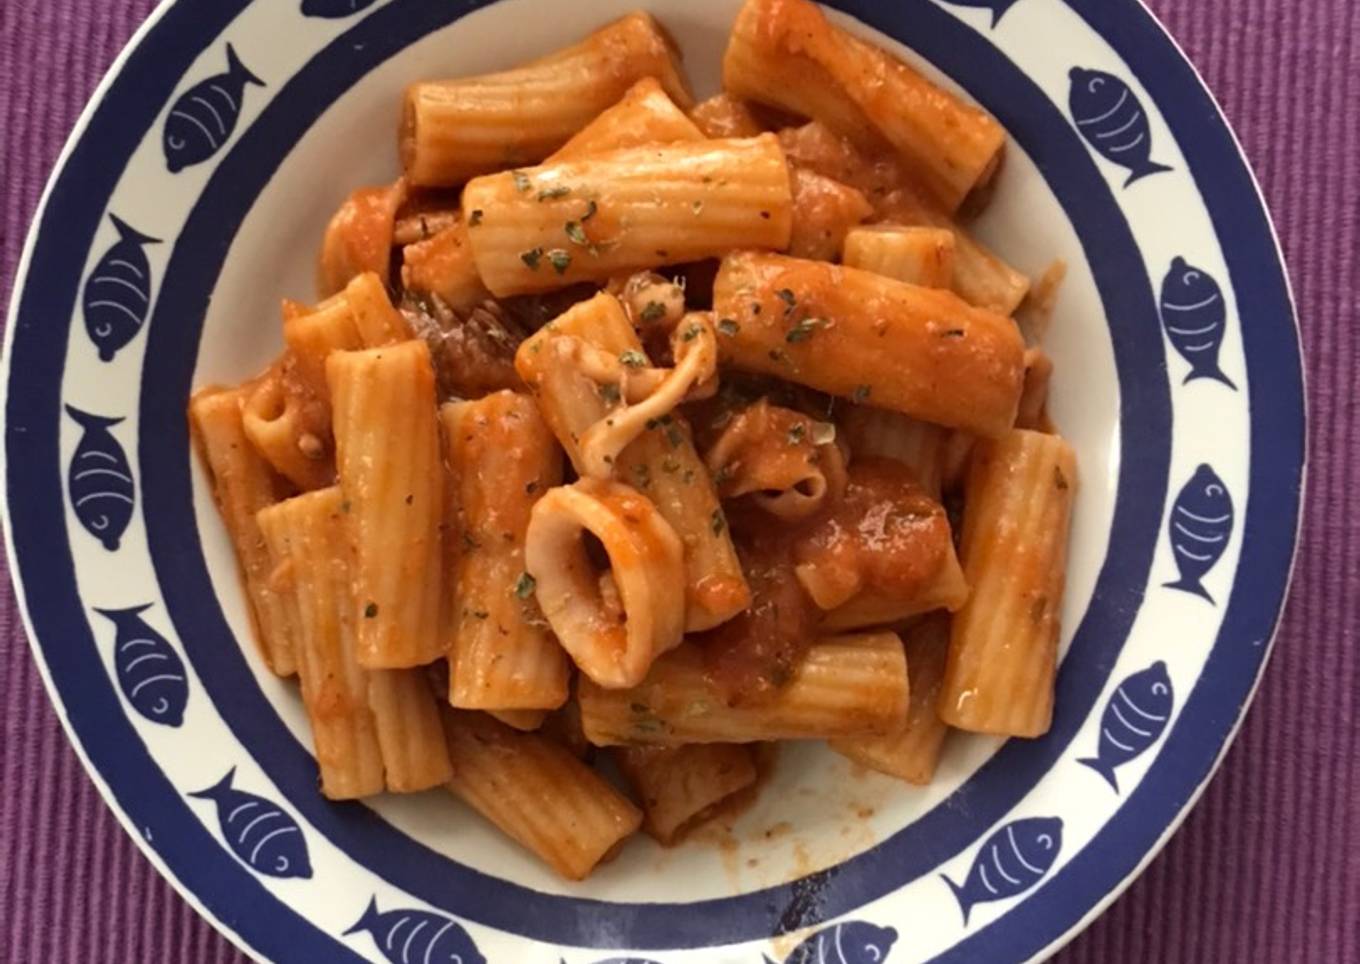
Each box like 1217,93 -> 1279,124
525,479 -> 686,689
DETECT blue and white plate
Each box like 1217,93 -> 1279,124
1,1 -> 1304,961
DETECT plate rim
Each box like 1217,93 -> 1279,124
0,0 -> 1306,961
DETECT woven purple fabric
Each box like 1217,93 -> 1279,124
0,0 -> 1354,960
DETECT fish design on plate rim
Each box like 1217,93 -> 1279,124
188,768 -> 312,879
942,816 -> 1063,925
936,0 -> 1023,28
1068,67 -> 1172,187
1078,661 -> 1174,793
763,919 -> 899,964
163,43 -> 265,174
1163,463 -> 1234,603
345,896 -> 486,964
81,213 -> 160,363
64,405 -> 135,552
94,604 -> 189,727
1159,256 -> 1237,389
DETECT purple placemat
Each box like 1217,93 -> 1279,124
1,0 -> 1355,960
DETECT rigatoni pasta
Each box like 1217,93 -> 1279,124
443,392 -> 569,710
462,135 -> 793,296
723,0 -> 1005,212
190,385 -> 296,676
579,634 -> 910,745
831,615 -> 952,784
328,340 -> 447,669
712,251 -> 1026,436
614,743 -> 757,843
401,12 -> 692,186
443,708 -> 642,879
192,4 -> 1083,881
939,430 -> 1078,737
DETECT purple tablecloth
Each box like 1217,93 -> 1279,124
1,1 -> 1354,960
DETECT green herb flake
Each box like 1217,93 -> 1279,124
776,288 -> 797,312
710,508 -> 727,536
564,220 -> 589,246
785,317 -> 825,343
363,602 -> 379,619
471,609 -> 489,620
633,463 -> 652,488
537,185 -> 570,201
546,248 -> 571,275
942,328 -> 965,338
462,531 -> 482,552
467,209 -> 484,227
852,384 -> 872,403
665,423 -> 684,448
514,572 -> 537,599
661,457 -> 681,473
682,468 -> 696,484
598,382 -> 622,404
681,323 -> 703,342
340,500 -> 352,514
520,247 -> 544,270
619,350 -> 647,368
717,318 -> 741,337
581,199 -> 598,222
511,170 -> 531,193
787,423 -> 807,445
639,301 -> 667,324
768,347 -> 787,363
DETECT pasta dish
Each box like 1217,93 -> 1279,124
190,0 -> 1076,880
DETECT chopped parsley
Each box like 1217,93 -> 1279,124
661,457 -> 681,473
941,328 -> 965,338
363,602 -> 379,619
787,423 -> 807,444
665,422 -> 684,448
776,288 -> 797,312
619,349 -> 647,368
852,384 -> 872,403
564,220 -> 589,246
717,318 -> 741,336
511,170 -> 531,193
639,301 -> 667,324
520,247 -> 544,270
537,185 -> 570,201
546,248 -> 571,274
581,199 -> 598,222
710,508 -> 727,536
467,209 -> 483,227
462,532 -> 482,552
633,463 -> 652,488
768,347 -> 787,363
598,382 -> 622,404
514,572 -> 537,599
785,317 -> 825,343
470,609 -> 489,620
681,323 -> 703,342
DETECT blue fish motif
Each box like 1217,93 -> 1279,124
1163,464 -> 1233,603
188,768 -> 312,879
345,897 -> 485,964
942,817 -> 1063,924
82,214 -> 160,362
65,405 -> 135,551
763,921 -> 899,964
94,604 -> 188,727
1068,68 -> 1172,187
301,0 -> 381,16
163,44 -> 265,173
936,0 -> 1022,27
1078,661 -> 1173,793
1159,257 -> 1237,389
